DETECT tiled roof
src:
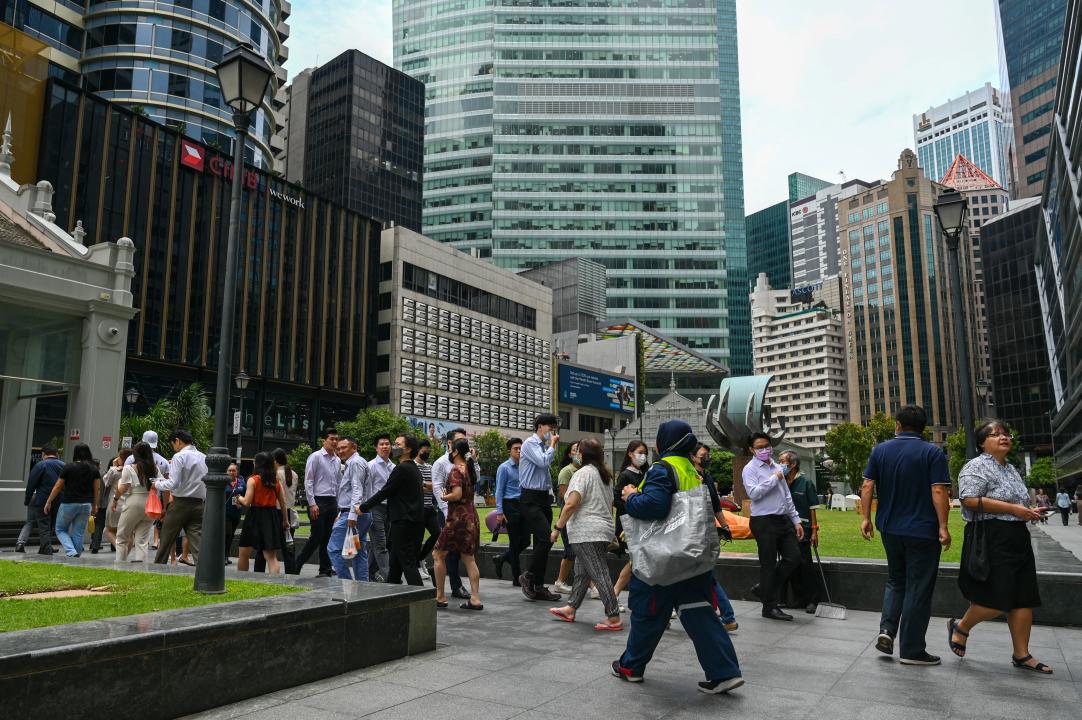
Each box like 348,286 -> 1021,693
598,319 -> 728,374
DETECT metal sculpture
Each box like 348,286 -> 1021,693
705,375 -> 787,452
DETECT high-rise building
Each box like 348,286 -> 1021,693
750,273 -> 847,451
939,154 -> 1009,410
394,0 -> 745,368
788,172 -> 832,204
913,82 -> 1011,189
747,200 -> 792,289
838,149 -> 974,442
1035,0 -> 1081,481
996,0 -> 1068,198
789,179 -> 877,289
0,0 -> 291,169
520,258 -> 608,361
280,67 -> 311,184
980,196 -> 1052,453
289,50 -> 424,231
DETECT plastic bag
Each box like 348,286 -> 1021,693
87,514 -> 95,535
342,526 -> 358,559
621,483 -> 718,587
145,491 -> 164,520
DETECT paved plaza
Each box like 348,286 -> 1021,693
182,579 -> 1082,720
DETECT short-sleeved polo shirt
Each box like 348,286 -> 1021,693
864,432 -> 949,540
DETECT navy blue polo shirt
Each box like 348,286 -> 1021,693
864,432 -> 949,540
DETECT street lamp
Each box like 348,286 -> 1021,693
123,387 -> 139,447
234,371 -> 250,463
933,188 -> 975,460
196,44 -> 274,595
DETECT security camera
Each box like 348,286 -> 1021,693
109,327 -> 119,337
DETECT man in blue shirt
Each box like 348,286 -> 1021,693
860,405 -> 951,666
493,437 -> 523,584
517,413 -> 561,601
17,445 -> 65,554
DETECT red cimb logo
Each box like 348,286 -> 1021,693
180,140 -> 205,171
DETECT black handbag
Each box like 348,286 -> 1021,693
965,497 -> 991,582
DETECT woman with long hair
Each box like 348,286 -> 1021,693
114,442 -> 159,562
612,440 -> 649,601
43,443 -> 101,557
236,451 -> 290,573
433,438 -> 483,610
548,437 -> 622,630
552,441 -> 581,593
98,449 -> 132,553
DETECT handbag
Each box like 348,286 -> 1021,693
621,480 -> 719,587
964,497 -> 991,582
145,490 -> 164,520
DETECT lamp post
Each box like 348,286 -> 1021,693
123,387 -> 139,447
234,371 -> 250,463
196,44 -> 273,595
933,189 -> 975,460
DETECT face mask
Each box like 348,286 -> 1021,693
572,454 -> 582,466
754,447 -> 773,463
391,446 -> 404,459
633,453 -> 647,467
543,431 -> 552,442
418,451 -> 429,462
779,464 -> 790,476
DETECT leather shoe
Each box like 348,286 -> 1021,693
762,606 -> 793,621
493,555 -> 504,580
452,587 -> 471,600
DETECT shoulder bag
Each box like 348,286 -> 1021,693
964,496 -> 991,582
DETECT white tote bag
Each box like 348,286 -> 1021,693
622,482 -> 718,587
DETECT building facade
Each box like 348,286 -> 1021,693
37,79 -> 382,452
996,0 -> 1068,197
1035,0 -> 1082,481
789,179 -> 877,289
393,0 -> 745,369
838,149 -> 971,441
1,0 -> 291,169
747,200 -> 792,289
379,226 -> 553,436
294,49 -> 424,231
280,66 -> 310,184
788,172 -> 832,204
980,196 -> 1052,453
749,273 -> 847,451
520,257 -> 607,360
913,82 -> 1011,189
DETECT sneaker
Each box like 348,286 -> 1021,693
875,631 -> 895,655
611,660 -> 643,683
619,605 -> 627,614
534,586 -> 563,602
553,581 -> 573,594
724,621 -> 739,633
899,652 -> 941,666
520,574 -> 538,601
14,543 -> 24,553
590,587 -> 601,600
698,677 -> 744,694
418,564 -> 431,580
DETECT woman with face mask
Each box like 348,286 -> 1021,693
552,441 -> 581,594
611,441 -> 649,605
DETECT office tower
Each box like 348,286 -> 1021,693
1035,0 -> 1081,479
750,273 -> 848,451
980,197 -> 1052,453
996,0 -> 1068,197
838,149 -> 974,442
939,154 -> 1009,410
788,172 -> 832,204
747,201 -> 792,289
293,50 -> 424,230
281,67 -> 311,184
913,82 -> 1011,188
520,258 -> 608,361
0,0 -> 290,169
789,179 -> 878,289
394,0 -> 745,369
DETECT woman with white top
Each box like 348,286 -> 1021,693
114,442 -> 160,562
548,437 -> 622,631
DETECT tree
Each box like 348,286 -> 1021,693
867,412 -> 895,445
474,429 -> 507,478
336,407 -> 413,461
120,383 -> 213,456
824,422 -> 874,493
287,443 -> 312,502
1026,457 -> 1060,491
706,450 -> 734,494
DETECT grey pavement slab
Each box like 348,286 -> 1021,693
184,580 -> 1082,720
1035,522 -> 1082,566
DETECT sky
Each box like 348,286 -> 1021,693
286,0 -> 1001,214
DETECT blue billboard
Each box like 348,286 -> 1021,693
558,364 -> 636,414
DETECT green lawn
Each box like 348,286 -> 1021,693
0,562 -> 302,633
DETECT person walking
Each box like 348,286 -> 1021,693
518,413 -> 563,601
493,437 -> 524,584
1055,488 -> 1072,526
860,405 -> 951,666
693,443 -> 739,632
548,437 -> 622,630
153,430 -> 207,565
613,420 -> 743,695
432,438 -> 483,609
612,441 -> 649,603
224,464 -> 246,564
367,434 -> 395,582
294,428 -> 340,577
90,450 -> 127,553
1034,488 -> 1051,524
43,443 -> 101,557
274,448 -> 299,574
431,428 -> 470,599
17,444 -> 64,554
552,441 -> 581,594
361,434 -> 426,586
123,431 -> 171,477
779,450 -> 822,613
236,452 -> 290,574
743,432 -> 804,621
114,442 -> 159,562
949,420 -> 1050,673
327,437 -> 372,581
1076,485 -> 1082,526
415,439 -> 435,581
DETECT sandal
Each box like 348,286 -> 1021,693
594,622 -> 624,632
948,618 -> 969,657
436,600 -> 448,609
548,607 -> 575,623
460,601 -> 484,611
1011,654 -> 1053,674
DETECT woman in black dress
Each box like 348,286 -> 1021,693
949,420 -> 1050,674
237,452 -> 290,574
612,440 -> 649,601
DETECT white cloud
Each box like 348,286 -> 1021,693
286,0 -> 1000,214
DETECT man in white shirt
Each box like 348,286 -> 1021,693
153,429 -> 207,565
327,437 -> 373,581
430,427 -> 470,599
124,430 -> 171,478
367,434 -> 394,581
293,428 -> 341,576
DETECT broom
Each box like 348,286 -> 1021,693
812,545 -> 847,620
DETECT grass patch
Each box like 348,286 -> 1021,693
0,562 -> 302,633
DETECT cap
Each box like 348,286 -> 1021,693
141,430 -> 158,449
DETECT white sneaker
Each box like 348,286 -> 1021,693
418,564 -> 431,580
590,588 -> 601,600
553,581 -> 573,594
619,605 -> 627,614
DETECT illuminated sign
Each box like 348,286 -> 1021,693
558,364 -> 636,414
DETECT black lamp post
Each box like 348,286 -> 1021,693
196,44 -> 273,595
234,371 -> 250,463
123,387 -> 139,447
933,189 -> 975,460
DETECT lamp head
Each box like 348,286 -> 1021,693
235,371 -> 250,391
124,387 -> 139,405
214,44 -> 274,115
934,189 -> 968,244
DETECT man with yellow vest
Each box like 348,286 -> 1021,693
612,420 -> 744,695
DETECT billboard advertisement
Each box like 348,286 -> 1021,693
558,364 -> 636,414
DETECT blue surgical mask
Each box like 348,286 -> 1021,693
779,464 -> 790,476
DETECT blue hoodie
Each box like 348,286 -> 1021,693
625,419 -> 697,521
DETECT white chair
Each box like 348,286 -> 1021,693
830,493 -> 846,511
844,494 -> 860,511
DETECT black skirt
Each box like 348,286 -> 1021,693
958,519 -> 1040,612
238,506 -> 283,551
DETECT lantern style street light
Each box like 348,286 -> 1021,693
234,371 -> 250,463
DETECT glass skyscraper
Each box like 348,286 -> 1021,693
394,0 -> 745,368
913,83 -> 1011,188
